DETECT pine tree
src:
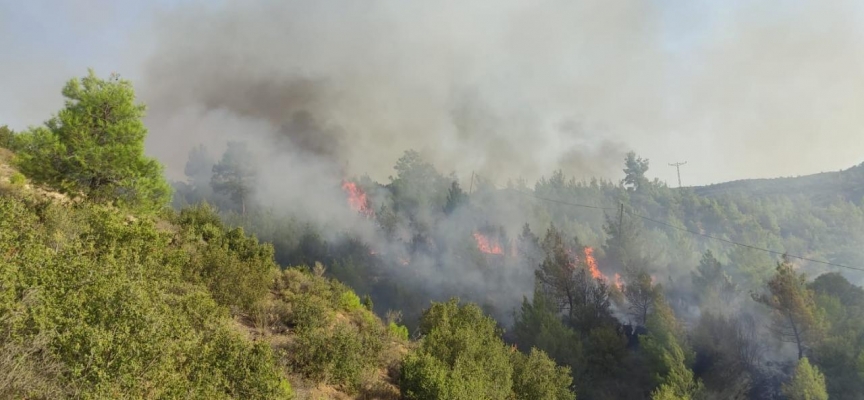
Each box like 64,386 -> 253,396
15,70 -> 170,211
622,151 -> 650,191
211,142 -> 257,215
782,357 -> 828,400
752,257 -> 825,359
624,269 -> 659,326
443,180 -> 467,215
692,250 -> 738,310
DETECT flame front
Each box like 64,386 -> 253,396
584,247 -> 603,280
341,181 -> 374,217
613,273 -> 624,290
473,233 -> 503,255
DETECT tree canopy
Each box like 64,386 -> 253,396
15,70 -> 170,211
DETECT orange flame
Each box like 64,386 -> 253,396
341,181 -> 374,217
473,233 -> 503,255
584,247 -> 602,280
613,273 -> 624,290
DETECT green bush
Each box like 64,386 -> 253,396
511,349 -> 574,400
273,267 -> 389,393
177,204 -> 277,313
401,299 -> 574,400
400,299 -> 514,400
9,171 -> 25,186
339,290 -> 363,312
0,196 -> 292,399
0,125 -> 16,150
285,290 -> 334,329
389,322 -> 410,341
287,313 -> 386,393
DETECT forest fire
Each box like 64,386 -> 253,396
613,273 -> 624,290
584,247 -> 602,280
473,233 -> 503,255
341,181 -> 374,217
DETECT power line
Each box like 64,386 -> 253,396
629,212 -> 864,272
508,190 -> 617,212
505,188 -> 864,273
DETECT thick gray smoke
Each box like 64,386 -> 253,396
5,1 -> 864,186
140,0 -> 864,188
140,0 -> 658,185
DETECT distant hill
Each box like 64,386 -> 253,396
693,162 -> 864,205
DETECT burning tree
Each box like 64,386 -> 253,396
341,180 -> 374,217
473,232 -> 503,255
535,226 -> 615,332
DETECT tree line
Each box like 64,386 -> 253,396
4,70 -> 864,399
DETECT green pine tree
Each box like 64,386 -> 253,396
16,70 -> 170,212
782,357 -> 828,400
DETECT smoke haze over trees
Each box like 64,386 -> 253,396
6,1 -> 864,185
5,1 -> 864,399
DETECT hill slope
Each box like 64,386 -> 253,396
693,162 -> 864,205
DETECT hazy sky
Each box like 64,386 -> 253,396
2,0 -> 864,186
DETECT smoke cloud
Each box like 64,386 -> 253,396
140,0 -> 665,185
138,0 -> 864,187
5,1 -> 864,185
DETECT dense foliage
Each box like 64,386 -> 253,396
14,71 -> 171,212
0,194 -> 291,399
172,137 -> 864,398
7,70 -> 864,399
400,299 -> 573,400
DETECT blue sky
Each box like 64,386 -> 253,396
0,0 -> 181,128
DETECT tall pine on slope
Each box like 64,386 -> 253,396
752,258 -> 826,360
15,70 -> 170,211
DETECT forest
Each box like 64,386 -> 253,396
2,71 -> 864,399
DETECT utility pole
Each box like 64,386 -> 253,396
668,161 -> 687,188
618,203 -> 626,249
618,203 -> 624,233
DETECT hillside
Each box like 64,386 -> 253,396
4,69 -> 864,400
693,162 -> 864,205
0,72 -> 578,400
0,150 -> 412,399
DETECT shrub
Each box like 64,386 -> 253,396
339,290 -> 363,312
0,125 -> 17,150
0,196 -> 292,398
9,171 -> 25,186
400,299 -> 514,400
178,204 -> 277,313
511,349 -> 574,400
389,322 -> 410,341
289,320 -> 384,393
401,299 -> 574,400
